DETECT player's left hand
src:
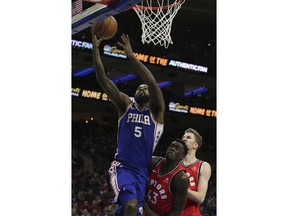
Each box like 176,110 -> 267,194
117,34 -> 134,59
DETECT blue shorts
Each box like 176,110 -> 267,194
109,160 -> 147,216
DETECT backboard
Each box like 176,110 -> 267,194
72,0 -> 143,35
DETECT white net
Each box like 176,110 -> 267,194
133,0 -> 185,49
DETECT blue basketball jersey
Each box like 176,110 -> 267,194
115,102 -> 164,177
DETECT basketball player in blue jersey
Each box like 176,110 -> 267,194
91,26 -> 165,216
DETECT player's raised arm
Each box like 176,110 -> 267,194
117,34 -> 165,124
91,26 -> 131,115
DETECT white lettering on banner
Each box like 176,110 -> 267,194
104,51 -> 127,59
169,107 -> 188,113
169,60 -> 208,73
72,40 -> 93,49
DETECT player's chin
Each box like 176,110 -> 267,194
166,151 -> 175,159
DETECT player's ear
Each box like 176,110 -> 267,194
193,142 -> 199,150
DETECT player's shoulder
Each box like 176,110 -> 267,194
152,156 -> 163,161
150,156 -> 164,171
200,161 -> 211,175
118,100 -> 133,117
201,161 -> 211,169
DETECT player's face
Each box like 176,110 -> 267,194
165,141 -> 185,161
134,84 -> 150,104
182,132 -> 197,151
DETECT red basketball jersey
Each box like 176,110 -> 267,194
179,159 -> 203,216
145,158 -> 185,216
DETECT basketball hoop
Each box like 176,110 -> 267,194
133,0 -> 185,49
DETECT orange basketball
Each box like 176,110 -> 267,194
94,16 -> 118,40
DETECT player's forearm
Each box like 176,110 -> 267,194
92,47 -> 109,83
129,57 -> 157,86
187,189 -> 205,204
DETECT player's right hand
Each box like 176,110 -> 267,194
91,25 -> 102,48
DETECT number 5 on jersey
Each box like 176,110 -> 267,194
134,126 -> 142,137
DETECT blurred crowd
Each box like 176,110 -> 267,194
72,160 -> 117,216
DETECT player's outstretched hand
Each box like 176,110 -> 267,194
91,25 -> 102,49
117,34 -> 135,59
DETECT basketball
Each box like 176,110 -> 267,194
94,16 -> 118,40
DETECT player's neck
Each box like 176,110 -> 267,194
135,102 -> 148,110
160,160 -> 178,175
183,151 -> 197,164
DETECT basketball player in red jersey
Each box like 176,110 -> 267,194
180,128 -> 211,216
143,139 -> 189,216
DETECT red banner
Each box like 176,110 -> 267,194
82,0 -> 117,4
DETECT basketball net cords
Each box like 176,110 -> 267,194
133,0 -> 185,49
